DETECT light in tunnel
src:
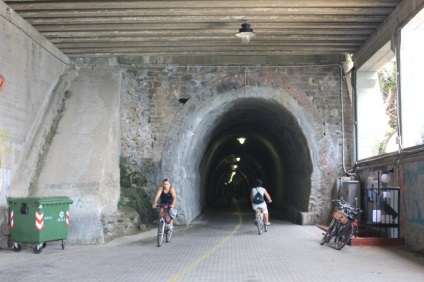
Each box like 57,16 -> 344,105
228,171 -> 236,183
237,137 -> 246,144
231,165 -> 238,170
236,157 -> 240,162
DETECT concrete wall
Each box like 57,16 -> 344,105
401,161 -> 424,251
0,3 -> 121,246
0,1 -> 71,248
33,69 -> 122,244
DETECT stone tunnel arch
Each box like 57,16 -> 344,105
162,73 -> 335,225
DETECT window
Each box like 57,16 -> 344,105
356,43 -> 398,159
400,9 -> 424,148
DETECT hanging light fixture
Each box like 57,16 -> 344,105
235,21 -> 256,45
237,137 -> 246,144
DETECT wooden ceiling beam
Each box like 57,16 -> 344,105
27,15 -> 388,26
54,41 -> 362,49
49,36 -> 365,44
61,45 -> 356,54
14,7 -> 395,19
34,23 -> 378,33
5,1 -> 401,11
42,30 -> 369,39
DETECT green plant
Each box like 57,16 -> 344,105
378,60 -> 398,131
119,157 -> 156,226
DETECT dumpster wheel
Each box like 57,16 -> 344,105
12,242 -> 22,252
33,243 -> 43,254
62,240 -> 65,250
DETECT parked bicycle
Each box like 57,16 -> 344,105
255,207 -> 268,235
155,204 -> 177,247
320,198 -> 362,250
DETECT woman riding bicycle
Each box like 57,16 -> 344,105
251,179 -> 272,225
152,178 -> 177,218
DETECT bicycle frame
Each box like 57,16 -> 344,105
156,204 -> 174,247
320,198 -> 362,250
256,207 -> 267,235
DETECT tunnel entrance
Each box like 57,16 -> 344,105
161,73 -> 332,225
199,98 -> 313,221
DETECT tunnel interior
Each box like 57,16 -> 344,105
199,98 -> 313,220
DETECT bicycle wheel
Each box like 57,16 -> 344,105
320,219 -> 336,245
157,220 -> 165,247
257,214 -> 263,235
166,225 -> 172,243
335,223 -> 353,250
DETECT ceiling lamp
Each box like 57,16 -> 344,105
237,137 -> 246,144
235,22 -> 256,45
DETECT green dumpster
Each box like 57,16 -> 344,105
7,196 -> 73,254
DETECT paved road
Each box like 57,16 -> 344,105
1,202 -> 424,281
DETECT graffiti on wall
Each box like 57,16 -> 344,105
0,169 -> 11,206
0,130 -> 10,206
0,130 -> 8,159
403,163 -> 424,224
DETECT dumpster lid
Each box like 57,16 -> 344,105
7,196 -> 73,205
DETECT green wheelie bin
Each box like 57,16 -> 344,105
7,196 -> 73,254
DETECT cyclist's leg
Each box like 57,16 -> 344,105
262,205 -> 270,225
159,202 -> 171,218
252,204 -> 259,222
263,213 -> 269,224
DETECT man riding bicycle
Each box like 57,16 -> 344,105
251,178 -> 272,225
152,178 -> 177,218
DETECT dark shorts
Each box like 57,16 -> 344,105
161,201 -> 172,207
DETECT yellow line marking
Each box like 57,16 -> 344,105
169,202 -> 242,282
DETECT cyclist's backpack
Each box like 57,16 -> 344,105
252,188 -> 265,204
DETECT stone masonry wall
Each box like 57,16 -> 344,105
119,64 -> 353,224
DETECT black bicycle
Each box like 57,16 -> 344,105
320,198 -> 362,250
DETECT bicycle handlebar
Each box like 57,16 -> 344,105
154,204 -> 171,208
332,198 -> 363,214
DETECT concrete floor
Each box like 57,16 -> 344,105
1,202 -> 423,282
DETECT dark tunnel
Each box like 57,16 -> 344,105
199,98 -> 313,222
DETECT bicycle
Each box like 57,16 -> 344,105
155,204 -> 176,247
320,198 -> 362,250
255,207 -> 268,235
